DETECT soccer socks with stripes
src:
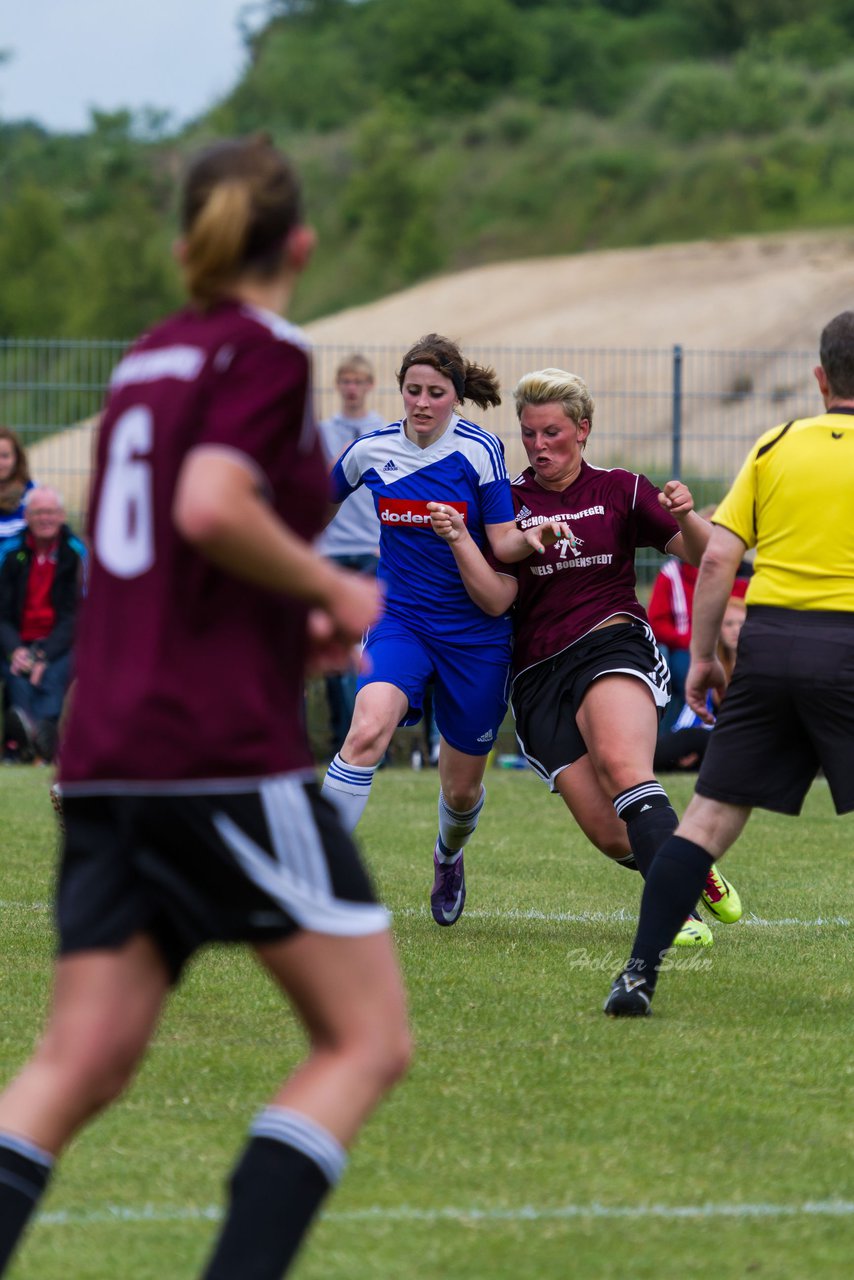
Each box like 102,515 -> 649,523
613,781 -> 678,879
0,1133 -> 53,1272
437,786 -> 485,859
202,1106 -> 347,1280
321,754 -> 377,833
626,836 -> 715,987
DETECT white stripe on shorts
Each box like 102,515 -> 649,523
212,779 -> 389,936
262,775 -> 330,895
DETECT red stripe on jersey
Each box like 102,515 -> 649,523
378,497 -> 468,528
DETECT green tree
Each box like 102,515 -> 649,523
224,20 -> 374,131
73,199 -> 180,339
374,0 -> 531,113
340,102 -> 444,280
663,0 -> 806,53
0,185 -> 79,335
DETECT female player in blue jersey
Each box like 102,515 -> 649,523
321,335 -> 566,926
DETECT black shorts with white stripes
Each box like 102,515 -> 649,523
511,620 -> 670,790
58,775 -> 389,981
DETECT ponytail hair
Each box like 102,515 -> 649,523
397,333 -> 501,410
181,133 -> 303,309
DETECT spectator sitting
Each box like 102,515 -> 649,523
0,426 -> 35,546
0,427 -> 37,741
0,486 -> 87,763
649,503 -> 750,731
654,595 -> 746,772
316,354 -> 384,757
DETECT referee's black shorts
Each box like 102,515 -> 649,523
697,606 -> 854,815
511,620 -> 671,790
58,773 -> 389,981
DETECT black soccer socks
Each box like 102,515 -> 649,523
0,1133 -> 53,1272
202,1106 -> 346,1280
626,835 -> 715,987
613,781 -> 678,878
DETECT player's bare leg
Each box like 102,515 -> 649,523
202,929 -> 410,1278
0,936 -> 170,1270
578,676 -> 739,941
322,682 -> 409,830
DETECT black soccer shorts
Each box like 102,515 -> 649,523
57,773 -> 389,981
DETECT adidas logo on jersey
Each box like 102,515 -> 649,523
476,729 -> 494,743
382,459 -> 399,472
517,504 -> 532,520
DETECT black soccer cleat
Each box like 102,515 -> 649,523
603,970 -> 653,1018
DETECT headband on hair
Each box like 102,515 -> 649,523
402,356 -> 466,401
449,368 -> 466,400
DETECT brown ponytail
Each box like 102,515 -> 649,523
180,134 -> 303,309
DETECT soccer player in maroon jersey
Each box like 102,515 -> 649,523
428,367 -> 743,943
0,135 -> 411,1279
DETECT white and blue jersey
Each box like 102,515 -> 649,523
330,414 -> 514,754
0,479 -> 35,545
330,414 -> 514,646
671,696 -> 715,732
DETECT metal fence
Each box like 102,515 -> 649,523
2,335 -> 816,586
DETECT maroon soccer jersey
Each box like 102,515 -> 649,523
497,460 -> 680,678
60,300 -> 327,785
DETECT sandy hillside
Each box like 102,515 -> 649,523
31,229 -> 854,514
308,229 -> 854,351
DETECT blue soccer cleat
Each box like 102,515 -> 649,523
430,844 -> 466,926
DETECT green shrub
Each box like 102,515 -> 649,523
490,99 -> 541,146
639,63 -> 743,141
732,53 -> 810,135
523,7 -> 642,115
756,16 -> 853,69
806,60 -> 854,124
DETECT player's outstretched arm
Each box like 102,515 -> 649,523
486,519 -> 573,562
659,479 -> 712,566
427,503 -> 517,617
687,524 -> 747,719
174,446 -> 382,640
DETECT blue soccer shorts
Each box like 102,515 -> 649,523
358,615 -> 511,756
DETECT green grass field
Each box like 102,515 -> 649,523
0,766 -> 851,1279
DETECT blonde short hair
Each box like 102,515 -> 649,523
513,368 -> 594,430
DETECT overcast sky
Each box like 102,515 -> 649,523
1,1 -> 265,134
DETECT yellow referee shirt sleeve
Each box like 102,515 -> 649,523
712,435 -> 767,550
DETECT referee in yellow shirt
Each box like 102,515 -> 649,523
605,309 -> 854,1016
